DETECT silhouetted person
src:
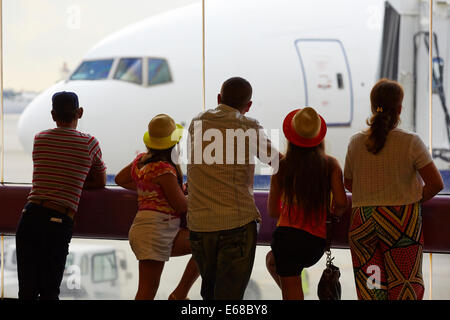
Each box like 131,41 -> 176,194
266,107 -> 347,300
187,77 -> 279,300
345,79 -> 443,300
15,91 -> 106,300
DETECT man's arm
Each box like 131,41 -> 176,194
85,137 -> 107,189
84,167 -> 106,189
255,124 -> 283,172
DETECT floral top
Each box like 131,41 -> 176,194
131,153 -> 179,215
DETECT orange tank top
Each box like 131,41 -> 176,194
276,194 -> 327,239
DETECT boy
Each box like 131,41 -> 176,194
15,91 -> 106,299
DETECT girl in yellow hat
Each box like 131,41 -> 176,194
115,114 -> 198,300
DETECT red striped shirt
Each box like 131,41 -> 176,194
28,127 -> 106,212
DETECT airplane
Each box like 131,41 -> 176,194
16,0 -> 450,189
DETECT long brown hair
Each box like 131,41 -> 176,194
140,146 -> 183,187
365,79 -> 404,154
277,141 -> 331,224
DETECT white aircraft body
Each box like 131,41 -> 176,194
16,0 -> 450,184
9,0 -> 450,300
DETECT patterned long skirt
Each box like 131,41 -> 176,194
348,202 -> 424,300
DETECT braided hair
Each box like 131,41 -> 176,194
365,78 -> 404,154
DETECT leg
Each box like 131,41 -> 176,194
271,227 -> 324,300
169,229 -> 200,299
169,257 -> 200,300
16,213 -> 40,300
135,260 -> 165,300
39,214 -> 73,300
265,250 -> 281,288
384,244 -> 424,300
215,222 -> 257,300
189,230 -> 218,300
349,207 -> 387,300
279,275 -> 304,300
382,203 -> 425,300
171,228 -> 192,257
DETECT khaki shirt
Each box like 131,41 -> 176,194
187,104 -> 278,232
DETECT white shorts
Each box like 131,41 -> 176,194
128,210 -> 180,261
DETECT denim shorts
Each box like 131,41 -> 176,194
271,226 -> 326,277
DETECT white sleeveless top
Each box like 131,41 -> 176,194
344,128 -> 432,207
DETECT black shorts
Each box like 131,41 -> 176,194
271,226 -> 326,277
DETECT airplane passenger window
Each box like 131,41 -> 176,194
148,58 -> 172,85
114,58 -> 143,85
70,59 -> 114,81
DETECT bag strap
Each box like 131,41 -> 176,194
325,192 -> 335,268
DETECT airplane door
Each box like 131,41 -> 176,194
295,39 -> 353,126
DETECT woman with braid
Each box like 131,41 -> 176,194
344,79 -> 444,300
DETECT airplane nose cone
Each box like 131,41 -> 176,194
18,82 -> 66,153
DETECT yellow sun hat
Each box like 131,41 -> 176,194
143,114 -> 184,150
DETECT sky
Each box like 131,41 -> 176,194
3,0 -> 199,92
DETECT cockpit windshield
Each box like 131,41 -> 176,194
148,58 -> 172,85
70,59 -> 114,81
114,58 -> 143,84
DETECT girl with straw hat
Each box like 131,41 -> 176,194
266,107 -> 348,300
115,114 -> 199,300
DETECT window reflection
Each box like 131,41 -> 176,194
148,58 -> 172,85
70,59 -> 114,80
1,236 -> 450,299
92,251 -> 119,283
114,58 -> 143,85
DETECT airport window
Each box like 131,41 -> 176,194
92,251 -> 118,283
114,58 -> 143,85
148,58 -> 172,85
80,255 -> 89,275
65,253 -> 74,270
3,1 -> 450,302
70,59 -> 114,81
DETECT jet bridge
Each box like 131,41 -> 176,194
386,0 -> 450,166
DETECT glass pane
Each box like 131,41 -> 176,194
70,60 -> 114,81
3,1 -> 202,184
409,0 -> 450,193
2,235 -> 450,299
148,58 -> 172,85
114,58 -> 143,85
92,251 -> 118,283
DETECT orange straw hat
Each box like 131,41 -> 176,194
282,107 -> 327,147
143,114 -> 184,150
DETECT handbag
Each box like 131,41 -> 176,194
317,206 -> 342,300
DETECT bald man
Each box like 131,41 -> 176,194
187,77 -> 278,300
